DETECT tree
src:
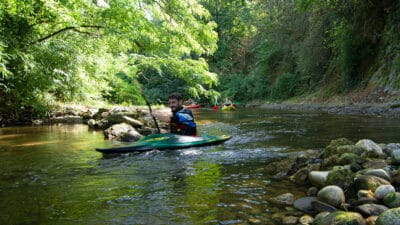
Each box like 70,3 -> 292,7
0,0 -> 219,117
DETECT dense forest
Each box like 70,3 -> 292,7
1,0 -> 399,119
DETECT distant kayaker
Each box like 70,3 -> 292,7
184,98 -> 195,106
223,97 -> 233,106
152,93 -> 197,135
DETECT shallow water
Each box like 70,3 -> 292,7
0,108 -> 399,224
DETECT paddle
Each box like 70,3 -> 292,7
137,82 -> 160,134
143,95 -> 161,134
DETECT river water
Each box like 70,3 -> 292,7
0,108 -> 399,225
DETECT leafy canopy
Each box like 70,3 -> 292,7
0,0 -> 219,114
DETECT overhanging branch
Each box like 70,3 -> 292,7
31,25 -> 105,45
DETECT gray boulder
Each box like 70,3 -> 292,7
391,149 -> 400,165
308,171 -> 330,188
386,143 -> 400,155
355,139 -> 383,158
317,185 -> 345,208
293,197 -> 318,213
104,123 -> 142,142
354,203 -> 389,217
375,185 -> 396,200
356,168 -> 391,181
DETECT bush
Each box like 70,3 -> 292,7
270,73 -> 301,100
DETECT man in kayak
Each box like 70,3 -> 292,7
153,93 -> 197,135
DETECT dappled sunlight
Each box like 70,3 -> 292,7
14,140 -> 60,147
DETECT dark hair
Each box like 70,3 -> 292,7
168,93 -> 183,101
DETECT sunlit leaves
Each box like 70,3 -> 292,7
0,0 -> 220,114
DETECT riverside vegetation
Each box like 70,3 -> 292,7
1,1 -> 400,124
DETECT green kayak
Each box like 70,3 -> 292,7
96,133 -> 232,154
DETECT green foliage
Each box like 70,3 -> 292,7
270,73 -> 301,100
0,0 -> 220,118
203,0 -> 400,102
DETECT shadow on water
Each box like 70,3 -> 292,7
1,108 -> 400,224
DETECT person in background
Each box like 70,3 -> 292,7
184,98 -> 194,106
153,93 -> 197,135
223,97 -> 233,106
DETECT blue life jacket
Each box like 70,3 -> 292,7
170,107 -> 197,135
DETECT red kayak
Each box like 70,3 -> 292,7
184,104 -> 201,109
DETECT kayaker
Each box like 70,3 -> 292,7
184,98 -> 194,106
223,97 -> 233,106
152,93 -> 197,135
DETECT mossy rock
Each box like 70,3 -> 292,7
338,153 -> 365,165
354,175 -> 391,192
376,207 -> 400,225
327,168 -> 356,191
324,138 -> 355,158
312,211 -> 366,225
322,155 -> 340,169
383,192 -> 400,208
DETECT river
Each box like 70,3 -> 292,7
0,108 -> 399,225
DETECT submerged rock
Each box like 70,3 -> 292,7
269,193 -> 295,206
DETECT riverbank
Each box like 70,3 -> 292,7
1,98 -> 399,127
246,87 -> 400,118
249,102 -> 400,119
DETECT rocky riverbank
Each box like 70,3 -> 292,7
266,138 -> 400,225
0,105 -> 169,141
251,102 -> 400,119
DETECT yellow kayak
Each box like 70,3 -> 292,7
221,105 -> 236,111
